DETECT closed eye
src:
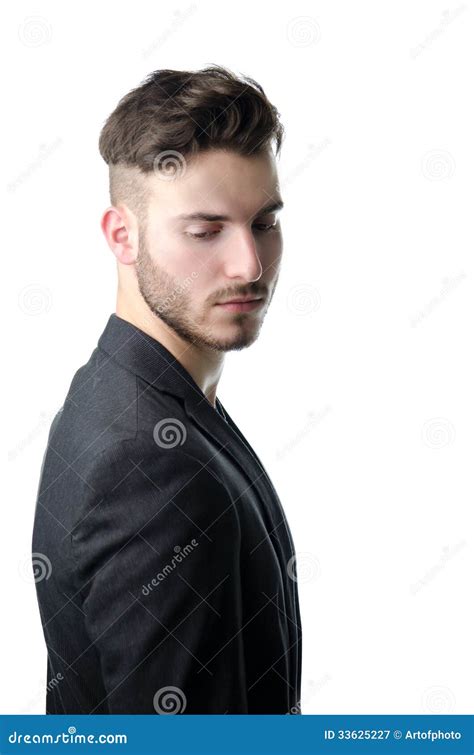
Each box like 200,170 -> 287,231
186,223 -> 278,240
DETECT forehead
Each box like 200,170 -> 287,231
148,148 -> 281,219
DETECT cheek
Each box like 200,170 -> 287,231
159,237 -> 201,277
159,239 -> 219,306
173,258 -> 215,306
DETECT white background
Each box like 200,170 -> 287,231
2,0 -> 472,714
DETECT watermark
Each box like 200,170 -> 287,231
421,149 -> 456,180
7,138 -> 62,193
156,270 -> 199,314
287,551 -> 321,584
152,150 -> 187,181
18,16 -> 52,47
8,407 -> 60,461
409,272 -> 467,327
153,418 -> 187,448
287,673 -> 332,714
280,139 -> 332,191
18,672 -> 62,714
287,283 -> 321,316
17,283 -> 53,315
8,726 -> 127,744
142,540 -> 199,596
410,5 -> 467,59
18,552 -> 52,584
153,685 -> 187,714
410,540 -> 467,595
275,405 -> 331,461
421,417 -> 455,449
286,16 -> 321,47
422,684 -> 456,713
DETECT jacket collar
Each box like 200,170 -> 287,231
98,313 -> 209,407
97,313 -> 266,479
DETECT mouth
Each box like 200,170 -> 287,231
215,298 -> 264,313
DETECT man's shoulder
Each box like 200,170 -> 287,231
49,347 -> 225,484
44,346 -> 134,462
38,388 -> 228,529
44,344 -> 188,481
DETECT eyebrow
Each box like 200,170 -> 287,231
175,199 -> 284,223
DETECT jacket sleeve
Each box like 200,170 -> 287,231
72,440 -> 248,714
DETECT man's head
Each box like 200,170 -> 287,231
99,65 -> 285,353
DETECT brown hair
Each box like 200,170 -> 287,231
98,64 -> 284,223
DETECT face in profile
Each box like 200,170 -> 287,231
134,148 -> 284,353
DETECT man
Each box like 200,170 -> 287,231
32,65 -> 302,714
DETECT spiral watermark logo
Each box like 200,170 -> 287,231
18,16 -> 52,47
153,685 -> 187,714
421,149 -> 455,181
153,418 -> 187,448
286,16 -> 321,47
18,284 -> 52,315
422,685 -> 455,713
422,417 -> 455,449
19,552 -> 52,584
152,150 -> 187,181
287,284 -> 320,315
287,552 -> 320,583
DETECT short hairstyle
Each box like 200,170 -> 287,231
98,64 -> 284,224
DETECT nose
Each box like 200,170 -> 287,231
221,226 -> 263,282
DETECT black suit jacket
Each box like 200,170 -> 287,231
32,313 -> 302,714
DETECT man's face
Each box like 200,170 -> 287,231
135,148 -> 283,352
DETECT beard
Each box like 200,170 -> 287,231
135,227 -> 277,353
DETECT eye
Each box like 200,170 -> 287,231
186,230 -> 220,239
186,222 -> 278,241
253,222 -> 278,232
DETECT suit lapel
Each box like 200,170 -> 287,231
98,313 -> 289,540
183,392 -> 292,547
184,393 -> 269,492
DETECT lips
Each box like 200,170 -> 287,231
215,298 -> 264,313
217,297 -> 263,304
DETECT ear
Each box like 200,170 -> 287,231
100,204 -> 138,265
